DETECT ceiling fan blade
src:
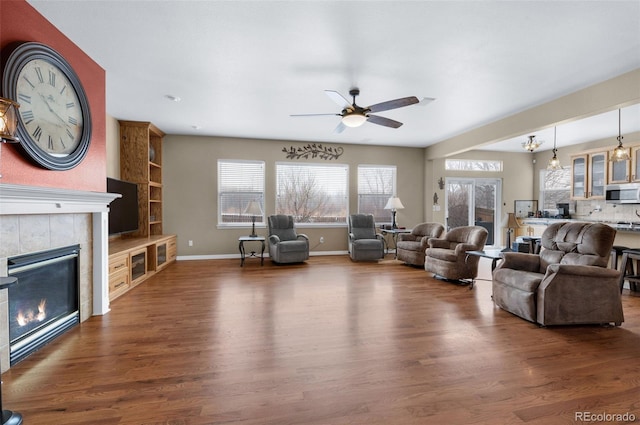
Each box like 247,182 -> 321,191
290,113 -> 341,117
367,96 -> 419,113
325,90 -> 352,109
333,121 -> 346,134
367,115 -> 403,129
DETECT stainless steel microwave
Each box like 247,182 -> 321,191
605,183 -> 640,204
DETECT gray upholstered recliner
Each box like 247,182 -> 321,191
492,222 -> 623,326
348,214 -> 385,261
425,225 -> 488,283
268,215 -> 309,264
396,222 -> 445,266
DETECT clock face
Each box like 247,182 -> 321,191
16,58 -> 84,156
2,42 -> 92,171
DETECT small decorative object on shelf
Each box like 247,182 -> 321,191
282,143 -> 344,160
149,145 -> 155,162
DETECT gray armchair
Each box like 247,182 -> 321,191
348,214 -> 385,261
268,215 -> 309,264
492,222 -> 623,326
396,222 -> 445,266
425,225 -> 488,283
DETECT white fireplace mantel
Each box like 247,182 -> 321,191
0,183 -> 120,316
0,183 -> 119,215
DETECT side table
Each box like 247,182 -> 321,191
380,228 -> 412,257
466,249 -> 504,272
238,236 -> 265,267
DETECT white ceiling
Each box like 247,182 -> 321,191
26,0 -> 640,151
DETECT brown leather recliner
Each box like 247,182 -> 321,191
425,225 -> 488,283
492,222 -> 624,326
396,222 -> 445,266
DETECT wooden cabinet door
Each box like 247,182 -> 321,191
609,148 -> 630,184
588,151 -> 607,199
571,155 -> 587,200
631,146 -> 640,182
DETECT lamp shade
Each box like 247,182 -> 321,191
244,200 -> 263,216
0,97 -> 20,143
384,196 -> 404,210
506,213 -> 519,229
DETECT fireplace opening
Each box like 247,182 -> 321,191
7,245 -> 80,366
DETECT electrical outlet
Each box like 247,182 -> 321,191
188,240 -> 193,247
319,236 -> 325,244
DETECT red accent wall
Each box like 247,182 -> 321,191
0,0 -> 106,192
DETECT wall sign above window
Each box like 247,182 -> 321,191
282,144 -> 344,161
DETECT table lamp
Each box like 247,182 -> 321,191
384,196 -> 404,229
502,212 -> 520,252
244,200 -> 263,237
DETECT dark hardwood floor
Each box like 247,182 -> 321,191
3,255 -> 639,425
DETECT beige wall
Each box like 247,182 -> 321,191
162,135 -> 425,256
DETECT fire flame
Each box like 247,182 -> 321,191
16,298 -> 47,326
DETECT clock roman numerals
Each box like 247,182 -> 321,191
35,67 -> 44,83
48,70 -> 56,87
22,75 -> 35,89
21,110 -> 35,125
18,94 -> 32,104
32,126 -> 43,141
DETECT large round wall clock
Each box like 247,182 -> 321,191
2,42 -> 92,171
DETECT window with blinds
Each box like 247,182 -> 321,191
218,160 -> 265,226
357,165 -> 396,223
275,162 -> 349,224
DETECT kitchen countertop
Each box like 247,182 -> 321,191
519,217 -> 640,232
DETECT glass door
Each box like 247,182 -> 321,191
445,178 -> 501,247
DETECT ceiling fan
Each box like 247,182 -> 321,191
291,88 -> 421,133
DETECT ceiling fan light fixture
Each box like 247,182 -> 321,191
342,112 -> 367,128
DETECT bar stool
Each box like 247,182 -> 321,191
611,245 -> 630,271
617,248 -> 640,293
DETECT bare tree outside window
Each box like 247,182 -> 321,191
541,167 -> 571,209
276,163 -> 348,223
446,159 -> 503,172
358,165 -> 395,223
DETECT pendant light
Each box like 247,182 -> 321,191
610,109 -> 630,162
522,135 -> 543,152
547,127 -> 562,170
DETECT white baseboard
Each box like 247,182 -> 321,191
177,250 -> 348,261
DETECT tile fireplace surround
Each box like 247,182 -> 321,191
0,183 -> 118,372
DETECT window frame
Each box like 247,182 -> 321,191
217,159 -> 265,228
357,164 -> 397,224
445,159 -> 503,172
539,166 -> 571,211
275,161 -> 349,227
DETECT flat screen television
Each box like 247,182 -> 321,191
107,177 -> 139,235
